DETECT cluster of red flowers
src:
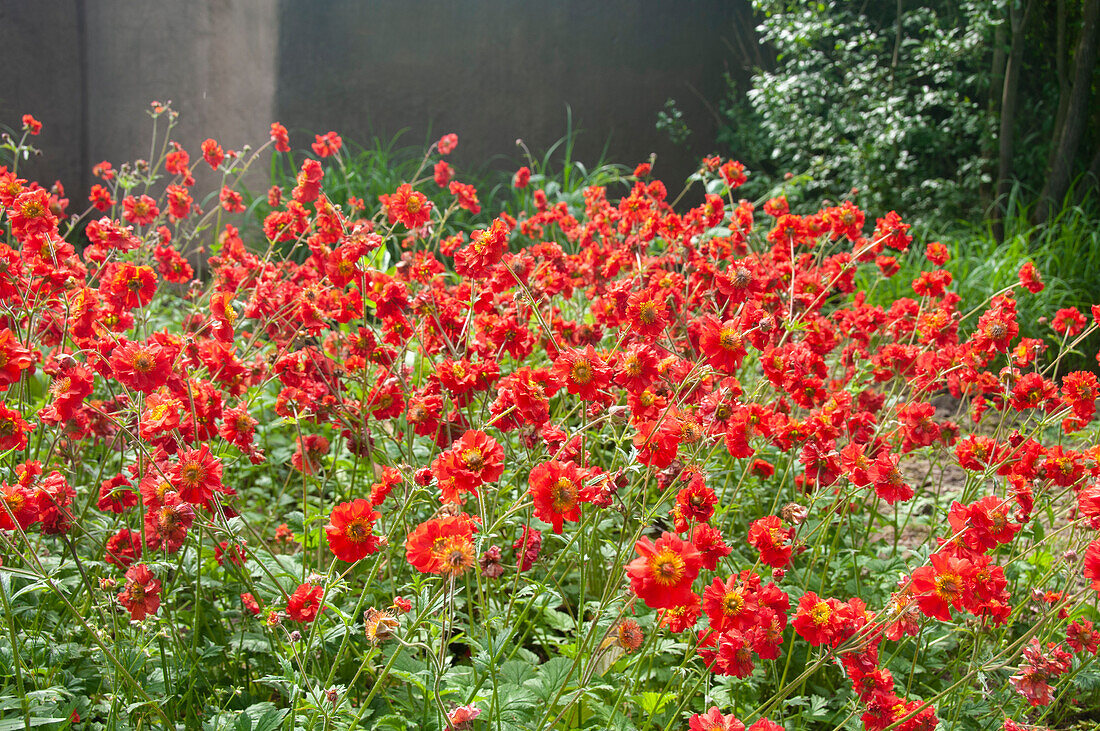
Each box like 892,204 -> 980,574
2,110 -> 1098,727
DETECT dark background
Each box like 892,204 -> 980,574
0,0 -> 757,203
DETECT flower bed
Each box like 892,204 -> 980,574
0,105 -> 1098,730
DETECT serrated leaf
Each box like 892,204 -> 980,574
537,656 -> 577,692
254,708 -> 288,731
633,691 -> 674,715
371,714 -> 408,731
498,659 -> 536,686
389,669 -> 428,692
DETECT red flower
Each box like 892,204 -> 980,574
437,133 -> 458,155
122,194 -> 159,226
109,340 -> 170,393
455,218 -> 508,278
448,181 -> 481,214
241,593 -> 261,615
88,184 -> 115,211
1067,620 -> 1099,654
895,401 -> 940,451
270,122 -> 291,152
1084,539 -> 1100,593
529,459 -> 586,534
719,160 -> 747,188
311,131 -> 342,158
873,210 -> 912,251
625,531 -> 702,609
689,706 -> 744,731
93,160 -> 115,181
0,403 -> 30,453
405,514 -> 478,577
433,160 -> 453,187
7,189 -> 56,241
552,346 -> 611,402
1052,306 -> 1087,336
105,528 -> 142,568
326,499 -> 382,561
908,552 -> 973,621
686,703 -> 748,725
698,316 -> 747,373
287,583 -> 324,623
170,445 -> 224,508
1017,261 -> 1044,293
692,523 -> 732,570
633,418 -> 680,469
791,591 -> 840,646
386,184 -> 432,229
701,575 -> 759,633
924,241 -> 949,265
292,434 -> 330,474
867,452 -> 913,505
105,263 -> 158,310
21,114 -> 42,135
513,166 -> 531,188
98,474 -> 137,514
144,491 -> 194,553
0,331 -> 32,393
454,429 -> 504,484
1062,370 -> 1099,419
625,288 -> 669,340
614,345 -> 660,392
201,138 -> 224,169
118,564 -> 161,620
513,525 -> 543,571
675,475 -> 717,523
165,184 -> 192,219
219,186 -> 245,213
947,496 -> 1020,553
165,144 -> 191,180
0,482 -> 36,531
292,158 -> 324,203
746,516 -> 794,568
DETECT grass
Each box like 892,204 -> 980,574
246,110 -> 634,264
858,182 -> 1100,375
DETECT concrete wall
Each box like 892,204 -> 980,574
84,0 -> 278,185
0,1 -> 85,192
276,0 -> 745,185
1,0 -> 752,205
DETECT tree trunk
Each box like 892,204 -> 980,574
1037,0 -> 1100,225
980,11 -> 1008,207
993,0 -> 1033,243
1044,0 -> 1071,177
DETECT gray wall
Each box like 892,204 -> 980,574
1,0 -> 752,205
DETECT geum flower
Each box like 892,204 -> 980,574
625,531 -> 702,609
405,514 -> 479,578
908,552 -> 974,622
551,345 -> 611,402
528,459 -> 588,534
325,499 -> 382,562
118,564 -> 161,620
433,429 -> 504,504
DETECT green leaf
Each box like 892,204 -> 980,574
389,669 -> 429,692
371,714 -> 409,731
498,659 -> 536,686
0,719 -> 70,730
528,656 -> 576,702
632,691 -> 675,715
253,708 -> 288,731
